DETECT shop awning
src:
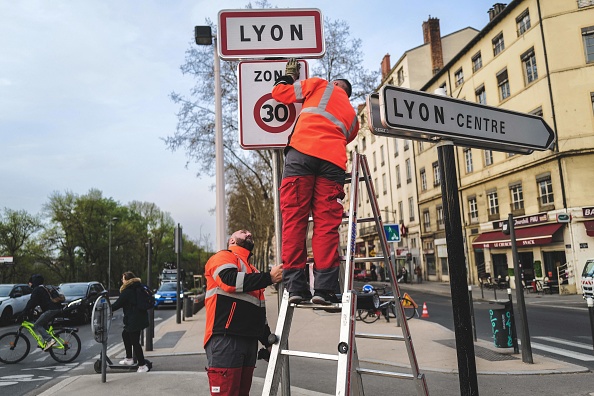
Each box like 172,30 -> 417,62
584,220 -> 594,237
472,223 -> 564,249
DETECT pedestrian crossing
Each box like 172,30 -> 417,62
527,336 -> 594,361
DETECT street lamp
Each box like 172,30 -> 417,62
195,25 -> 227,251
108,217 -> 119,293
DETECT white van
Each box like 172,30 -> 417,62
582,258 -> 594,298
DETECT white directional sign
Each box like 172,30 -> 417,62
218,8 -> 324,60
0,256 -> 13,264
377,86 -> 555,154
238,59 -> 308,149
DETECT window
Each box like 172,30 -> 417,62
362,137 -> 366,151
420,168 -> 427,191
455,68 -> 464,87
475,85 -> 486,104
394,139 -> 399,157
484,149 -> 493,166
380,145 -> 385,166
408,197 -> 415,221
404,140 -> 409,151
497,68 -> 510,100
397,67 -> 405,85
530,106 -> 543,117
432,162 -> 440,186
591,92 -> 594,114
382,173 -> 387,195
396,165 -> 401,188
405,159 -> 412,183
538,176 -> 554,205
583,26 -> 594,63
468,197 -> 478,223
373,152 -> 377,170
579,0 -> 594,8
374,178 -> 379,198
464,148 -> 473,173
492,33 -> 505,56
437,206 -> 444,229
510,184 -> 524,210
516,10 -> 531,36
418,141 -> 424,151
472,52 -> 482,73
488,190 -> 499,215
423,210 -> 431,232
439,82 -> 448,95
522,48 -> 538,84
398,201 -> 404,223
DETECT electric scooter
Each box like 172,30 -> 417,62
94,350 -> 152,373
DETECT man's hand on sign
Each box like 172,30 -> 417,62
285,58 -> 300,81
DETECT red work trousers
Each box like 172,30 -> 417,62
280,174 -> 345,292
206,366 -> 254,396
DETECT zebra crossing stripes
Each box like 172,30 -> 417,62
529,337 -> 594,361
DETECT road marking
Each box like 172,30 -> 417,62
533,336 -> 594,351
528,341 -> 594,361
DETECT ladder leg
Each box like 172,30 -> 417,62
262,289 -> 294,396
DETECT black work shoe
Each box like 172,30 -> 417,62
312,290 -> 340,305
288,290 -> 312,304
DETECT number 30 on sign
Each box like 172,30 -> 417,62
238,59 -> 308,150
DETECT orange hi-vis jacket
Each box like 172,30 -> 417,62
272,77 -> 359,170
203,245 -> 271,347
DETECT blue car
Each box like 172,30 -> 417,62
154,282 -> 178,308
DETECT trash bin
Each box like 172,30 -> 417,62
184,295 -> 194,318
488,301 -> 514,348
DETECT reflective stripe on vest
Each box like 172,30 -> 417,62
205,287 -> 265,308
297,82 -> 356,139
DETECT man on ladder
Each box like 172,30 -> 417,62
272,58 -> 359,305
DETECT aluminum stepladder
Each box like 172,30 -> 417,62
262,152 -> 429,396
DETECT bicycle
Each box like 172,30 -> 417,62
356,286 -> 418,323
0,314 -> 81,364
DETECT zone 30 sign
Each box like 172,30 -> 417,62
238,59 -> 308,149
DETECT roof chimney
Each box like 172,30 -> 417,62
381,54 -> 391,80
422,17 -> 443,75
488,3 -> 507,21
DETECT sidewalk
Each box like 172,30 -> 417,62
37,282 -> 588,396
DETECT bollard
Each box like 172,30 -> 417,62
184,295 -> 194,318
586,297 -> 594,349
468,286 -> 477,342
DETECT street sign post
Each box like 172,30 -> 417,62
383,224 -> 401,242
238,59 -> 308,149
377,86 -> 556,154
218,8 -> 324,60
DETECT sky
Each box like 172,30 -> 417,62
0,0 -> 497,245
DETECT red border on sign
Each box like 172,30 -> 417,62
219,9 -> 323,57
253,93 -> 297,133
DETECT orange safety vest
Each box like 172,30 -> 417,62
272,77 -> 359,170
203,245 -> 267,346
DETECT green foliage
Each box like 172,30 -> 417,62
507,268 -> 515,278
533,260 -> 542,278
0,190 -> 214,287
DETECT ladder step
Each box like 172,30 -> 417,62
281,349 -> 339,361
355,332 -> 406,341
352,256 -> 385,263
357,367 -> 415,380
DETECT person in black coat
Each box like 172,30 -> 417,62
112,271 -> 150,372
22,274 -> 63,351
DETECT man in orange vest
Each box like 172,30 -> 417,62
204,229 -> 282,396
272,59 -> 359,305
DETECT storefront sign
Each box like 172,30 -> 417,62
583,207 -> 594,217
492,212 -> 548,229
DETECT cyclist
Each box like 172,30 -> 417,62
20,274 -> 63,351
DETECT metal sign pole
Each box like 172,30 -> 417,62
175,224 -> 182,324
101,299 -> 107,383
437,140 -> 479,396
272,149 -> 290,396
146,238 -> 154,351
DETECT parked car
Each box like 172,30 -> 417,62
581,258 -> 594,298
0,284 -> 32,325
59,281 -> 105,324
154,282 -> 178,309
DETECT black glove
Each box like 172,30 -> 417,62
285,58 -> 300,81
257,347 -> 271,362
